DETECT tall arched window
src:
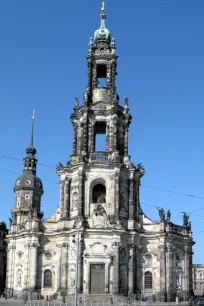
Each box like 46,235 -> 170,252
92,184 -> 106,204
44,269 -> 52,288
145,271 -> 152,289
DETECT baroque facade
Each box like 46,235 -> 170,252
0,222 -> 7,295
6,4 -> 194,302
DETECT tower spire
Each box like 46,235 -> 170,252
94,2 -> 110,44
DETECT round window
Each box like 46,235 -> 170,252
25,180 -> 31,185
25,194 -> 30,199
145,253 -> 152,260
17,180 -> 21,186
36,182 -> 41,187
45,252 -> 52,259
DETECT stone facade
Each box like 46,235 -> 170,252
192,265 -> 204,296
6,4 -> 194,302
0,222 -> 7,294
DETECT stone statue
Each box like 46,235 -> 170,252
183,212 -> 189,227
74,97 -> 79,108
89,37 -> 93,48
166,209 -> 171,222
157,207 -> 165,222
72,192 -> 79,210
176,273 -> 182,290
9,218 -> 12,226
189,221 -> 191,230
111,37 -> 116,48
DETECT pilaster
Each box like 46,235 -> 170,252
166,243 -> 174,301
112,242 -> 120,294
184,246 -> 190,300
63,178 -> 71,219
128,245 -> 134,294
159,243 -> 167,302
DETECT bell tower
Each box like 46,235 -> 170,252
57,3 -> 144,230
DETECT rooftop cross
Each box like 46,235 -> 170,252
101,1 -> 105,12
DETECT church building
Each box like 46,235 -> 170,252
6,4 -> 194,302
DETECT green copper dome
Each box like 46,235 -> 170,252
94,2 -> 111,44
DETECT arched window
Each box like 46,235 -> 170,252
44,269 -> 52,288
92,184 -> 106,204
145,271 -> 152,289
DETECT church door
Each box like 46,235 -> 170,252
90,264 -> 105,294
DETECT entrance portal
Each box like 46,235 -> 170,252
90,264 -> 105,294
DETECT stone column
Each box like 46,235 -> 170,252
184,246 -> 190,301
63,178 -> 70,219
88,122 -> 92,153
128,177 -> 134,220
124,124 -> 128,156
135,245 -> 141,293
128,245 -> 134,294
60,179 -> 65,220
79,123 -> 84,155
159,244 -> 167,302
78,171 -> 83,216
106,123 -> 110,152
91,122 -> 95,153
77,236 -> 83,293
72,123 -> 77,155
88,59 -> 92,90
189,250 -> 193,296
105,261 -> 110,294
135,181 -> 140,222
61,243 -> 68,293
166,243 -> 174,302
92,64 -> 97,89
111,60 -> 116,88
112,242 -> 120,294
112,115 -> 118,151
115,171 -> 120,216
30,243 -> 38,292
83,114 -> 88,154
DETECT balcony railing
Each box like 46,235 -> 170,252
90,152 -> 109,163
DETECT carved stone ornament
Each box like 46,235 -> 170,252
91,203 -> 107,228
17,251 -> 24,259
106,215 -> 124,230
56,162 -> 64,171
73,216 -> 85,229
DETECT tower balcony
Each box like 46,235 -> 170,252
90,152 -> 109,164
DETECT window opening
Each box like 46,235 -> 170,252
44,269 -> 52,288
144,271 -> 152,289
94,122 -> 106,152
97,64 -> 107,87
92,184 -> 106,204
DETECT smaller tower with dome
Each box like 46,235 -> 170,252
12,111 -> 43,225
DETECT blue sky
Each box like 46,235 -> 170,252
0,0 -> 204,263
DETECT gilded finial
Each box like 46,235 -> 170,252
101,1 -> 105,13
